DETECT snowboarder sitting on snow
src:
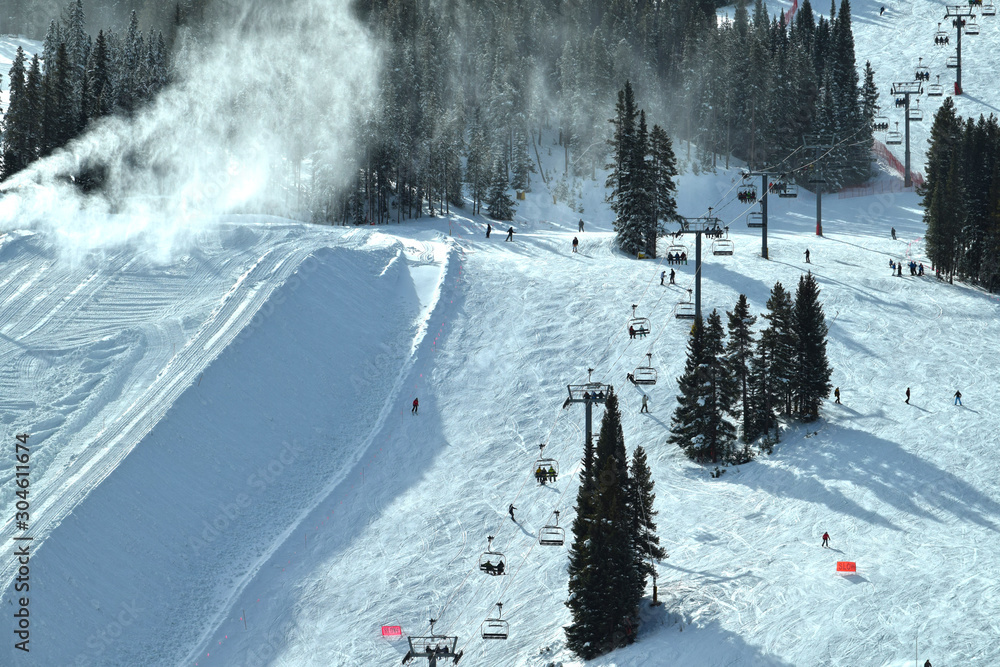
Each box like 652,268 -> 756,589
822,532 -> 830,547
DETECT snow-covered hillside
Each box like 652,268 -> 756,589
3,1 -> 1000,666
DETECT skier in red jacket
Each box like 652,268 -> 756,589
412,397 -> 419,415
822,532 -> 830,548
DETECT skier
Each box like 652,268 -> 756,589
880,5 -> 885,15
834,387 -> 841,404
905,387 -> 910,404
572,236 -> 579,253
627,372 -> 635,384
661,270 -> 666,286
412,397 -> 419,414
822,532 -> 830,548
629,325 -> 636,340
670,268 -> 676,284
579,219 -> 585,232
804,249 -> 811,263
505,226 -> 514,241
898,263 -> 903,277
891,226 -> 896,240
890,258 -> 895,270
486,223 -> 492,238
640,395 -> 649,413
954,389 -> 962,406
924,660 -> 932,667
508,503 -> 516,521
919,263 -> 925,276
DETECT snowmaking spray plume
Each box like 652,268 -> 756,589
0,0 -> 380,260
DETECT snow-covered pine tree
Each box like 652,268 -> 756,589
747,337 -> 779,445
486,155 -> 515,221
633,110 -> 656,258
705,309 -> 740,462
1,47 -> 28,180
726,294 -> 757,444
792,272 -> 833,421
760,281 -> 797,416
466,107 -> 490,216
649,123 -> 679,236
606,81 -> 645,256
510,123 -> 535,192
628,445 -> 666,586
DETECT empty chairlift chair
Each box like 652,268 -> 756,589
712,237 -> 735,255
927,75 -> 944,97
533,444 -> 558,485
946,54 -> 959,68
984,2 -> 996,15
538,511 -> 566,546
966,18 -> 981,34
481,603 -> 509,641
886,122 -> 903,146
632,353 -> 657,385
747,210 -> 763,228
676,289 -> 696,320
629,304 -> 651,338
908,100 -> 924,122
479,536 -> 507,576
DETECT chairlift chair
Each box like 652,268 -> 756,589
908,101 -> 924,122
628,304 -> 651,338
984,2 -> 996,15
533,445 -> 558,485
481,603 -> 509,640
914,58 -> 930,81
776,181 -> 799,198
946,55 -> 959,68
736,184 -> 757,203
406,621 -> 462,664
676,290 -> 696,320
928,75 -> 944,96
886,122 -> 903,146
712,238 -> 735,255
479,536 -> 507,576
934,23 -> 950,45
747,210 -> 763,228
873,115 -> 890,131
966,18 -> 980,34
632,353 -> 657,385
538,510 -> 566,546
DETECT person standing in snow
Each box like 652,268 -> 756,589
670,268 -> 675,284
880,5 -> 885,15
804,249 -> 811,263
891,227 -> 896,240
898,263 -> 903,277
486,223 -> 492,238
954,390 -> 962,406
412,397 -> 419,414
924,660 -> 932,667
822,532 -> 830,548
640,395 -> 649,413
579,219 -> 585,232
508,503 -> 516,521
661,270 -> 666,286
905,387 -> 910,404
505,226 -> 514,241
572,237 -> 579,253
834,387 -> 841,404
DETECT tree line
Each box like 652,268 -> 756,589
669,274 -> 833,466
1,1 -> 170,182
921,96 -> 1000,291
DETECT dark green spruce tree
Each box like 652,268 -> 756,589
760,281 -> 797,417
793,272 -> 833,421
486,156 -> 515,221
606,81 -> 645,256
726,294 -> 757,447
566,391 -> 640,659
628,446 -> 666,587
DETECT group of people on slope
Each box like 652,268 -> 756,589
484,223 -> 515,241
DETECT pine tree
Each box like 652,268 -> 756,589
486,156 -> 515,220
1,47 -> 28,180
792,272 -> 833,420
466,107 -> 490,216
628,445 -> 666,585
726,294 -> 757,443
607,81 -> 645,256
566,391 -> 639,659
510,124 -> 535,192
760,281 -> 797,416
649,123 -> 680,235
747,338 -> 778,444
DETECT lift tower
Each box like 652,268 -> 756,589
675,212 -> 725,321
802,134 -> 838,236
945,5 -> 974,95
890,81 -> 923,188
563,368 -> 611,478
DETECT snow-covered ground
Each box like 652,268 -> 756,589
2,2 -> 1000,666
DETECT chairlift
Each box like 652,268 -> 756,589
966,18 -> 980,34
927,75 -> 944,97
632,352 -> 657,385
908,100 -> 924,122
946,55 -> 959,68
676,290 -> 696,320
914,57 -> 930,81
628,304 -> 651,338
736,184 -> 757,204
776,180 -> 799,198
533,445 -> 558,485
747,210 -> 763,228
712,238 -> 735,256
886,122 -> 903,146
479,536 -> 507,576
934,23 -> 950,45
405,620 -> 462,664
538,510 -> 566,546
984,2 -> 996,16
873,115 -> 890,131
481,603 -> 509,640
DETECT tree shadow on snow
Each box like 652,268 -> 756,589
723,422 -> 1000,533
